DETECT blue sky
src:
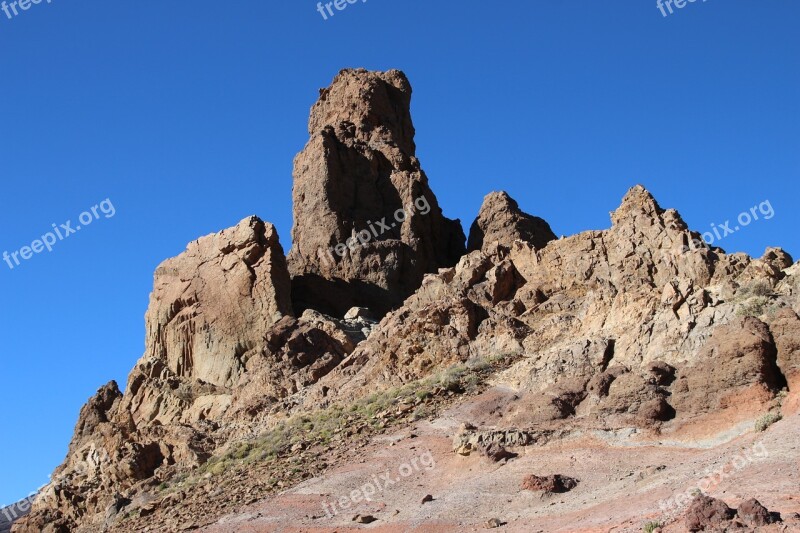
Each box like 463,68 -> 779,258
0,0 -> 798,505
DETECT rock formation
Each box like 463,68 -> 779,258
14,217 -> 369,532
145,216 -> 293,389
309,185 -> 794,440
467,190 -> 556,252
287,68 -> 465,317
12,70 -> 800,533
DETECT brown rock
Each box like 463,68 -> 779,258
737,498 -> 779,526
768,308 -> 800,384
479,442 -> 518,462
68,381 -> 122,450
520,474 -> 578,493
287,68 -> 465,317
671,317 -> 784,416
684,495 -> 735,532
485,518 -> 503,528
467,191 -> 556,252
144,216 -> 292,389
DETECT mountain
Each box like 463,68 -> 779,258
14,69 -> 800,533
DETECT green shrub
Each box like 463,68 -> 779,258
736,296 -> 770,317
439,365 -> 468,392
412,405 -> 431,421
207,460 -> 228,476
738,280 -> 773,298
468,358 -> 492,372
415,389 -> 431,401
643,521 -> 663,533
755,412 -> 782,432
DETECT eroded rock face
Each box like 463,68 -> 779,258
767,308 -> 800,387
16,70 -> 800,533
16,218 -> 357,532
287,68 -> 465,317
145,216 -> 293,388
467,191 -> 556,252
671,316 -> 785,416
311,186 -> 796,438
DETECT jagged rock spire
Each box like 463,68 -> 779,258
287,68 -> 466,317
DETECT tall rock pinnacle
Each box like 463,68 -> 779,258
287,69 -> 466,317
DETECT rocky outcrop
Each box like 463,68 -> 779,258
467,191 -> 556,252
145,216 -> 293,389
670,316 -> 785,417
15,218 -> 352,532
287,68 -> 465,317
768,308 -> 800,385
684,495 -> 736,531
310,185 -> 796,439
15,70 -> 800,533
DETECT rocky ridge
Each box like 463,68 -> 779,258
13,69 -> 800,533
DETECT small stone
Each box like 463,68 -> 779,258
485,518 -> 503,528
344,307 -> 373,321
480,442 -> 518,463
421,494 -> 434,504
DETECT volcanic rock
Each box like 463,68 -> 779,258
14,71 -> 800,533
767,308 -> 800,387
144,216 -> 292,389
479,442 -> 518,462
520,474 -> 579,493
684,495 -> 736,531
287,68 -> 465,317
737,498 -> 779,527
670,316 -> 785,417
467,191 -> 556,252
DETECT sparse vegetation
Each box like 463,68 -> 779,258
193,355 -> 514,478
754,412 -> 782,432
736,296 -> 770,317
734,281 -> 779,317
643,521 -> 663,533
439,365 -> 468,392
738,280 -> 773,298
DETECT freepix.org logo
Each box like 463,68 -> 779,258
315,0 -> 368,21
3,199 -> 116,271
1,0 -> 53,21
657,0 -> 709,18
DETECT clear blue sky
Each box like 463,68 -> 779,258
0,0 -> 798,505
